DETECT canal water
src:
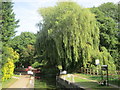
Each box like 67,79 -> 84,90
34,75 -> 61,89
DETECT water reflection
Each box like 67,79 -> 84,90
34,75 -> 57,89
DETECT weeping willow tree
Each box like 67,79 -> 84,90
36,2 -> 116,73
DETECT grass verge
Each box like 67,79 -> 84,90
61,74 -> 119,89
74,77 -> 113,90
74,73 -> 120,86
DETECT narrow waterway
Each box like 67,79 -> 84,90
34,75 -> 60,89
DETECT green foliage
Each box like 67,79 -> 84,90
90,2 -> 119,70
41,66 -> 59,76
1,2 -> 19,45
99,17 -> 118,49
2,47 -> 19,81
0,42 -> 2,65
36,2 -> 116,73
11,32 -> 36,53
1,1 -> 19,82
11,32 -> 36,67
98,47 -> 116,73
98,2 -> 118,22
118,2 -> 120,70
2,47 -> 19,65
32,62 -> 40,68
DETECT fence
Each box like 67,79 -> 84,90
79,67 -> 101,75
78,67 -> 120,87
79,67 -> 120,76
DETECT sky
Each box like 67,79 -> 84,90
12,0 -> 119,36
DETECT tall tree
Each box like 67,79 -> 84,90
90,3 -> 119,70
1,2 -> 19,45
1,1 -> 19,81
118,2 -> 120,70
1,2 -> 19,64
11,32 -> 36,67
36,2 -> 116,73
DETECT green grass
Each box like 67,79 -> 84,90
68,76 -> 113,89
62,74 -> 119,89
74,76 -> 91,82
75,73 -> 101,80
109,79 -> 120,87
13,74 -> 21,77
74,77 -> 113,90
74,73 -> 120,86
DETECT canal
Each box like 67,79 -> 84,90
34,75 -> 61,89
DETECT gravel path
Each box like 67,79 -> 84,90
8,75 -> 34,88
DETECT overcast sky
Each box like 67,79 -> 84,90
12,0 -> 119,36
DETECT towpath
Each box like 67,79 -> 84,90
7,75 -> 34,89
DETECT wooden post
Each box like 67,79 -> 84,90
93,69 -> 94,75
93,69 -> 95,75
97,66 -> 99,75
84,68 -> 85,74
97,68 -> 99,75
101,70 -> 103,80
81,68 -> 82,73
90,69 -> 91,75
88,68 -> 90,74
87,68 -> 88,74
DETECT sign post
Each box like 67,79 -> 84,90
95,59 -> 99,65
101,65 -> 109,86
95,59 -> 99,75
